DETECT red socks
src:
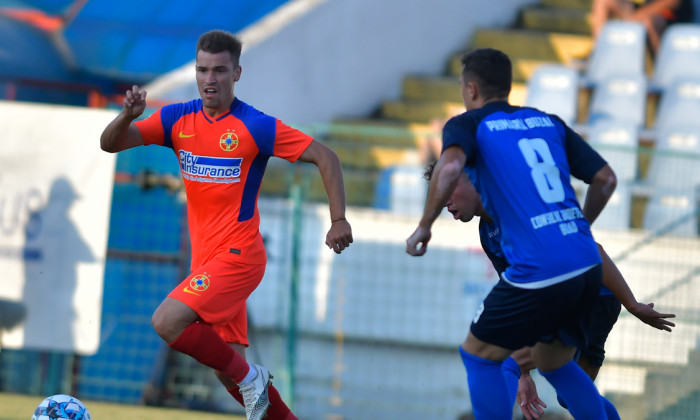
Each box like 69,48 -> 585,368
169,321 -> 297,418
227,385 -> 297,420
169,321 -> 250,383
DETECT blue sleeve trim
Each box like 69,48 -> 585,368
157,101 -> 199,149
232,99 -> 276,156
239,154 -> 270,222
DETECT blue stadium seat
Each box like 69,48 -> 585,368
650,24 -> 700,92
588,120 -> 640,181
584,20 -> 647,87
524,64 -> 580,126
643,127 -> 700,236
583,120 -> 639,229
373,164 -> 427,215
653,78 -> 700,133
588,74 -> 648,128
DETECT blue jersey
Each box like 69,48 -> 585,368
480,218 -> 613,295
443,101 -> 605,288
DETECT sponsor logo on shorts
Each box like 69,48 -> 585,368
190,273 -> 211,292
473,302 -> 485,324
219,130 -> 239,152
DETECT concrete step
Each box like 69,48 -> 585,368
606,355 -> 700,419
448,51 -> 568,83
323,138 -> 420,170
325,119 -> 427,147
401,75 -> 527,106
307,167 -> 379,206
261,164 -> 379,207
541,0 -> 593,12
607,391 -> 651,420
402,75 -> 462,102
521,6 -> 591,34
380,99 -> 464,124
469,28 -> 593,64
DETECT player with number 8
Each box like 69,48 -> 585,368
406,48 -> 617,419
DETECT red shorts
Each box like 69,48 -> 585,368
169,237 -> 267,346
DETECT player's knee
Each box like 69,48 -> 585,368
151,308 -> 183,343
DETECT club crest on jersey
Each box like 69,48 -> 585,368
220,130 -> 239,152
190,274 -> 211,292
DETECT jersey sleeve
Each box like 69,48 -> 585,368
564,124 -> 608,183
273,120 -> 314,162
134,109 -> 166,146
134,103 -> 186,148
479,220 -> 509,275
442,116 -> 478,163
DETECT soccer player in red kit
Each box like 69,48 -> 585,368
100,30 -> 353,420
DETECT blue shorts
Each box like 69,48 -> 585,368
576,294 -> 622,367
470,264 -> 602,350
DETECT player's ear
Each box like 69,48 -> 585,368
234,65 -> 242,82
467,80 -> 479,101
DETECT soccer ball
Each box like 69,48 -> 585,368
31,394 -> 91,420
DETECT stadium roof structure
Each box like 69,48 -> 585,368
0,0 -> 289,87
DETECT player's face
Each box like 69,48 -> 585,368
196,50 -> 241,117
446,173 -> 481,222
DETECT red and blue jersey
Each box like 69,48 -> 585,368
135,97 -> 313,269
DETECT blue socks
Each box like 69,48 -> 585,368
539,360 -> 607,419
459,347 -> 513,419
559,391 -> 620,419
602,396 -> 621,420
501,356 -> 521,406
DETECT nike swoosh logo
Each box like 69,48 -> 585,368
183,286 -> 200,296
179,131 -> 196,138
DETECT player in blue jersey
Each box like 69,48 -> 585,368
423,163 -> 676,419
407,48 -> 618,419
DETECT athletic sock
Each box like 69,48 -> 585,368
169,321 -> 250,383
557,393 -> 568,408
501,356 -> 521,406
602,396 -> 621,420
539,360 -> 607,420
227,385 -> 297,420
459,346 -> 513,419
238,363 -> 257,385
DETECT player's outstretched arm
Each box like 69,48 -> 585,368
297,140 -> 353,254
101,85 -> 147,153
517,373 -> 547,420
582,164 -> 617,224
406,145 -> 465,256
599,243 -> 676,332
510,347 -> 546,420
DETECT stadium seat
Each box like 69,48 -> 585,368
587,74 -> 648,128
524,64 -> 580,126
650,23 -> 700,93
373,164 -> 427,215
642,126 -> 700,236
642,187 -> 699,236
588,120 -> 639,182
653,78 -> 700,133
584,20 -> 647,87
584,120 -> 640,229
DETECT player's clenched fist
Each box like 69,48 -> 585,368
123,85 -> 147,120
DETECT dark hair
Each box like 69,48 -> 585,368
460,48 -> 512,100
423,161 -> 437,182
196,30 -> 243,66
